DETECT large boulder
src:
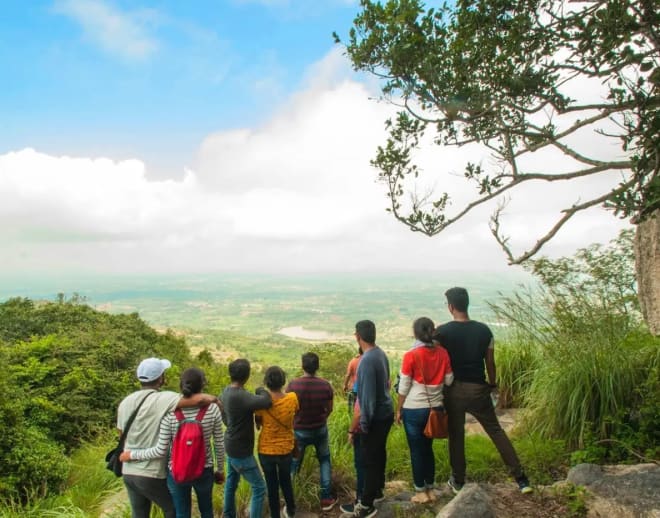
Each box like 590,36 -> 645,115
436,483 -> 495,518
567,463 -> 660,517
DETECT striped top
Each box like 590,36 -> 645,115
286,375 -> 333,429
129,403 -> 224,471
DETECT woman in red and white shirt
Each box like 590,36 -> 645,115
396,317 -> 453,503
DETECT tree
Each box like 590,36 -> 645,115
336,0 -> 659,330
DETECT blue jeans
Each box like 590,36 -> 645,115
290,425 -> 332,499
223,455 -> 266,518
259,453 -> 295,518
402,407 -> 435,490
167,467 -> 214,518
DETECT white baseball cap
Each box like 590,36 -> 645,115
136,357 -> 172,382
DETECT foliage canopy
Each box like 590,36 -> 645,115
337,0 -> 659,263
0,297 -> 193,500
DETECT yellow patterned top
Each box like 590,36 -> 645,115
256,392 -> 299,455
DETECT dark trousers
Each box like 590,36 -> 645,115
259,453 -> 296,518
353,433 -> 365,501
123,474 -> 176,518
445,381 -> 524,484
360,415 -> 393,507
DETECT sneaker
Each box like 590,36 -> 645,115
321,497 -> 338,511
373,489 -> 385,503
517,476 -> 533,494
282,506 -> 294,518
410,491 -> 431,504
340,501 -> 357,514
447,476 -> 464,495
352,502 -> 377,518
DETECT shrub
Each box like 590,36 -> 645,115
491,230 -> 660,458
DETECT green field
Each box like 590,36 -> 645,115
1,271 -> 534,367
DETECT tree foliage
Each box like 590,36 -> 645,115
0,297 -> 194,500
337,0 -> 659,263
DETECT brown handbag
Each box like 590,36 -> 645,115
413,350 -> 449,439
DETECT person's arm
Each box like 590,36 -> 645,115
326,385 -> 334,416
485,338 -> 496,386
248,387 -> 273,411
348,399 -> 361,444
443,350 -> 454,387
212,409 -> 225,484
120,414 -> 172,462
358,360 -> 376,433
343,362 -> 353,392
177,393 -> 221,409
395,393 -> 407,425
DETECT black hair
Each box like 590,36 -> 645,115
445,287 -> 469,313
355,320 -> 376,344
301,352 -> 319,375
264,366 -> 286,390
228,358 -> 251,383
180,367 -> 206,397
413,317 -> 435,344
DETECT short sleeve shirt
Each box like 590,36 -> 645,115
255,392 -> 299,455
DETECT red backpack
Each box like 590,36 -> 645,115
170,407 -> 209,483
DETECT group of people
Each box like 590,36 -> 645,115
115,287 -> 532,518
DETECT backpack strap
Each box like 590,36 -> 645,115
195,406 -> 209,421
174,405 -> 209,422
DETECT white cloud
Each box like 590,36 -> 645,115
54,0 -> 158,60
0,50 -> 631,275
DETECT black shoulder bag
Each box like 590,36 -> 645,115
105,390 -> 155,476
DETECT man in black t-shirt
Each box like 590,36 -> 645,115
434,287 -> 532,495
220,359 -> 272,518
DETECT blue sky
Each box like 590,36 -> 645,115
0,0 -> 629,278
1,1 -> 360,176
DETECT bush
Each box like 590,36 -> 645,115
491,230 -> 660,458
0,296 -> 194,499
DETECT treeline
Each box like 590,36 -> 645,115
0,297 -> 219,500
0,296 -> 355,503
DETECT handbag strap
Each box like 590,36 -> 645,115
412,349 -> 434,409
264,397 -> 293,433
119,390 -> 155,447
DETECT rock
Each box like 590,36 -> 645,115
569,463 -> 660,518
567,463 -> 603,486
436,483 -> 495,518
376,499 -> 418,518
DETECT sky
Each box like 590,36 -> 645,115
0,0 -> 631,280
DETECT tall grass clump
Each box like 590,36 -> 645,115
491,230 -> 660,459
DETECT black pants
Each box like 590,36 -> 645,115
445,381 -> 524,484
123,474 -> 175,518
360,415 -> 393,506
